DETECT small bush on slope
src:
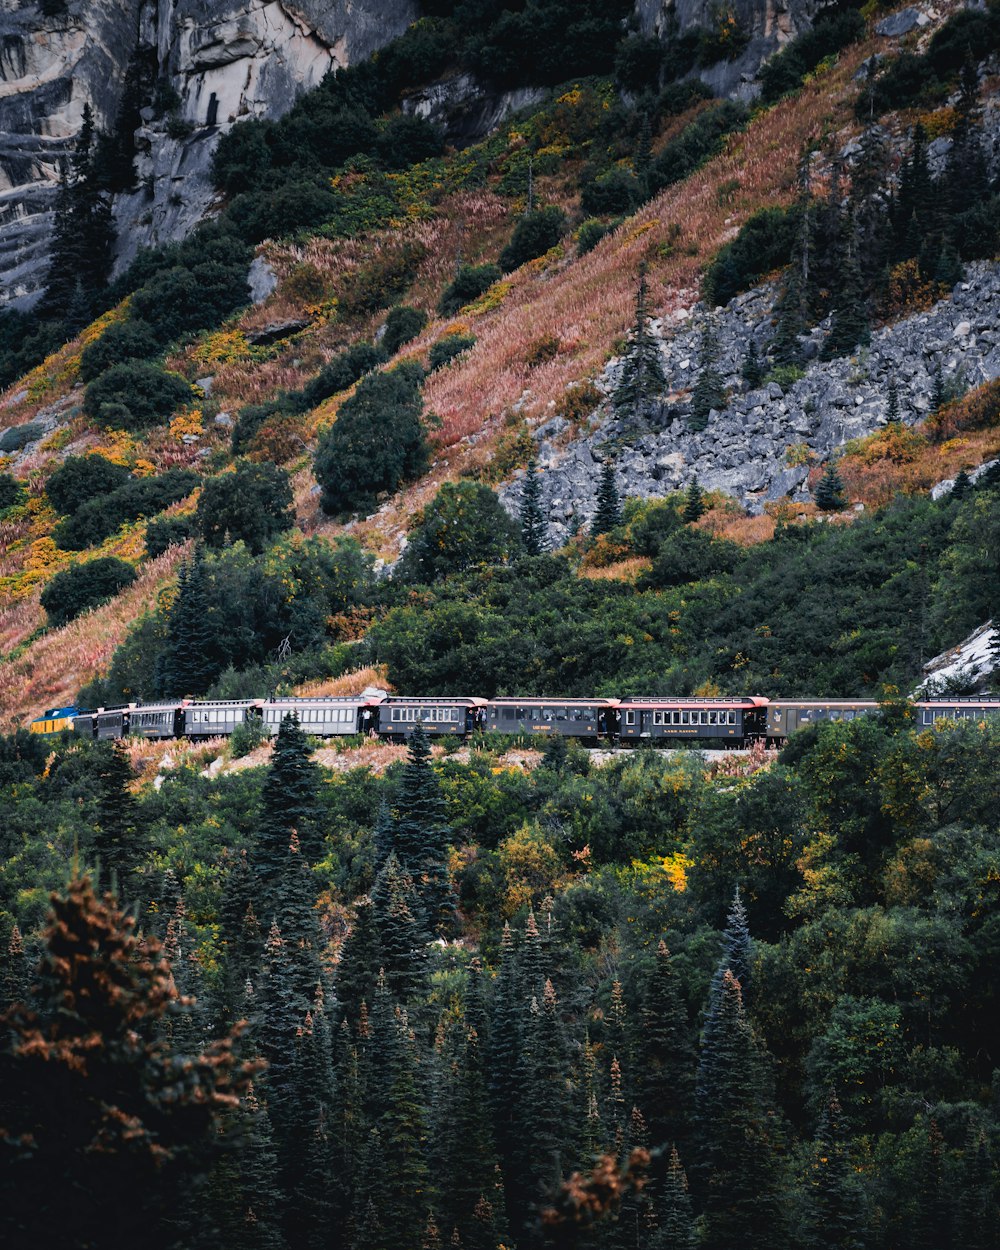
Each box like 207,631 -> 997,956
40,557 -> 138,627
314,363 -> 428,516
83,362 -> 195,431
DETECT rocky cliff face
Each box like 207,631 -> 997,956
0,0 -> 418,310
501,261 -> 1000,540
635,0 -> 830,97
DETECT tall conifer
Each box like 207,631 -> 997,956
520,459 -> 547,556
592,458 -> 623,536
615,264 -> 665,414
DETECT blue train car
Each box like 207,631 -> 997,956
28,706 -> 81,736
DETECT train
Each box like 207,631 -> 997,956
26,691 -> 1000,747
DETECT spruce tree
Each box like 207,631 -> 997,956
689,320 -> 725,432
638,941 -> 695,1154
259,712 -> 320,870
951,469 -> 973,500
800,1093 -> 867,1250
931,362 -> 946,412
39,104 -> 115,327
371,853 -> 427,1003
771,265 -> 807,369
591,457 -> 623,536
650,1146 -> 696,1250
159,552 -> 218,697
519,981 -> 570,1221
488,923 -> 523,1181
90,739 -> 139,895
520,459 -> 547,556
696,970 -> 787,1250
815,462 -> 846,512
393,722 -> 456,935
822,221 -> 870,361
336,896 -> 383,1024
886,381 -> 900,424
615,265 -> 665,414
956,1128 -> 996,1250
682,479 -> 705,524
232,1085 -> 288,1250
1,923 -> 31,1016
741,340 -> 765,388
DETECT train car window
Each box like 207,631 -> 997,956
843,711 -> 854,721
625,710 -> 635,726
680,711 -> 689,725
922,710 -> 933,724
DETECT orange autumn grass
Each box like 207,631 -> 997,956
0,543 -> 191,731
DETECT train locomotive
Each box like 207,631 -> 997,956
28,692 -> 1000,747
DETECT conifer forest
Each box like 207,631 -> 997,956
3,1 -> 1000,1247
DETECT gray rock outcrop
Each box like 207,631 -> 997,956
0,0 -> 418,310
501,262 -> 1000,541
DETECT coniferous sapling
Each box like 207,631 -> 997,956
614,265 -> 665,414
592,458 -> 623,536
682,479 -> 706,523
520,458 -> 547,555
815,462 -> 846,512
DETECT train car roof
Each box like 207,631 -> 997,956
34,706 -> 81,720
768,699 -> 879,707
381,695 -> 488,706
263,695 -> 381,705
916,697 -> 1000,706
487,696 -> 619,706
619,696 -> 769,708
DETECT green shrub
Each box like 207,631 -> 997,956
579,168 -> 641,217
195,460 -> 295,554
40,557 -> 137,626
83,362 -> 195,431
577,219 -> 614,256
640,526 -> 741,588
499,207 -> 566,273
54,469 -> 199,550
395,481 -> 522,583
646,101 -> 748,196
230,716 -> 270,758
128,258 -> 250,345
703,206 -> 800,307
145,514 -> 197,560
429,333 -> 475,371
299,342 -> 387,410
375,113 -> 445,170
314,363 -> 428,516
231,399 -> 293,455
437,264 -> 502,316
382,305 -> 428,355
79,319 -> 161,383
46,455 -> 132,516
226,179 -> 340,245
0,472 -> 26,511
0,422 -> 45,454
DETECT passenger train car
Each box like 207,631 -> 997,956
28,692 -> 1000,746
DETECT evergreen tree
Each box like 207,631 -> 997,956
592,458 -> 623,536
637,941 -> 695,1154
373,793 -> 396,868
719,887 -> 753,1003
488,923 -> 523,1180
0,875 -> 254,1250
336,896 -> 383,1024
682,479 -> 705,524
90,739 -> 139,895
944,59 -> 990,220
741,340 -> 765,387
689,320 -> 725,431
39,104 -> 115,327
912,1118 -> 951,1250
1,923 -> 31,1017
518,980 -> 570,1230
259,712 -> 320,869
393,722 -> 456,935
219,849 -> 263,1021
695,970 -> 787,1250
232,1085 -> 288,1250
371,853 -> 427,1003
956,1128 -> 997,1250
822,220 -> 870,360
158,552 -> 218,697
886,381 -> 900,424
800,1093 -> 867,1250
520,459 -> 547,556
615,265 -> 665,414
951,468 -> 973,500
650,1146 -> 696,1250
815,462 -> 847,512
770,264 -> 807,369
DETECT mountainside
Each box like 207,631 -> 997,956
0,0 -> 832,312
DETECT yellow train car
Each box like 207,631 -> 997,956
28,706 -> 81,736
